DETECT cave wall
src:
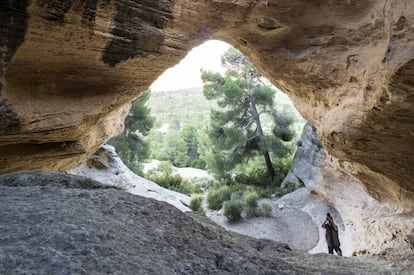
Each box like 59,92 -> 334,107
0,1 -> 413,207
285,123 -> 414,255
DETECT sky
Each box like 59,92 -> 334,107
149,39 -> 294,106
150,40 -> 230,92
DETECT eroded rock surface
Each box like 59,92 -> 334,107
0,1 -> 413,202
1,2 -> 413,268
283,123 -> 414,258
69,144 -> 191,212
0,171 -> 401,274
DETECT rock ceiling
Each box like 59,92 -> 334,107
0,1 -> 413,204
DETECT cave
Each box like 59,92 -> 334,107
0,0 -> 413,272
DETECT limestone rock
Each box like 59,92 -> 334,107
0,170 -> 403,274
284,123 -> 414,258
68,144 -> 191,212
0,1 -> 413,202
1,1 -> 414,266
280,123 -> 323,192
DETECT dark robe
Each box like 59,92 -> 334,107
323,223 -> 340,248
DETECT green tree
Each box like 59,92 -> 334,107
159,130 -> 189,167
108,90 -> 155,174
201,48 -> 294,183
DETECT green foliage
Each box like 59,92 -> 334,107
189,194 -> 204,213
272,157 -> 294,185
260,202 -> 273,217
147,173 -> 187,192
222,200 -> 243,222
230,191 -> 244,201
207,183 -> 275,221
207,185 -> 232,210
201,47 -> 296,183
145,162 -> 194,194
150,124 -> 207,169
244,191 -> 259,208
242,191 -> 259,218
108,90 -> 155,175
244,206 -> 258,218
254,187 -> 274,198
234,168 -> 270,186
146,87 -> 216,169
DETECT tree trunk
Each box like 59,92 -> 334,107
249,97 -> 275,181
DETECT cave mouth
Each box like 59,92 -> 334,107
0,0 -> 412,268
109,39 -> 306,186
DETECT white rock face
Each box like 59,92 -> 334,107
284,124 -> 414,256
68,145 -> 190,212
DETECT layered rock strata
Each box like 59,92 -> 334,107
0,0 -> 413,239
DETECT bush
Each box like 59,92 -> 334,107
234,168 -> 271,187
260,202 -> 272,217
230,191 -> 244,201
207,185 -> 231,210
244,206 -> 257,218
223,200 -> 243,222
145,162 -> 194,194
244,191 -> 258,208
147,173 -> 183,190
254,187 -> 273,198
189,194 -> 204,214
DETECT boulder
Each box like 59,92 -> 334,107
0,170 -> 405,274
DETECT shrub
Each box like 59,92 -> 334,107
234,168 -> 271,187
230,191 -> 244,201
147,173 -> 183,190
254,187 -> 273,198
244,191 -> 258,208
260,202 -> 272,217
147,171 -> 196,194
244,206 -> 257,218
223,200 -> 243,222
189,194 -> 203,211
191,183 -> 204,194
207,185 -> 231,210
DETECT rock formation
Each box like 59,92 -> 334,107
68,144 -> 191,212
283,123 -> 414,257
1,1 -> 413,202
1,0 -> 413,266
0,170 -> 408,274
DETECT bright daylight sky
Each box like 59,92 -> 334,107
150,40 -> 230,91
149,40 -> 293,105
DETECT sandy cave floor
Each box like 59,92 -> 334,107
205,188 -> 346,256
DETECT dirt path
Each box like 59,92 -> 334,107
206,188 -> 343,253
207,206 -> 319,251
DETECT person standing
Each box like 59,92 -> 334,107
322,213 -> 342,256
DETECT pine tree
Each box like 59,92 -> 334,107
108,90 -> 155,174
201,48 -> 294,183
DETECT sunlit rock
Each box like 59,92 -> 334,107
69,144 -> 190,212
0,0 -> 413,264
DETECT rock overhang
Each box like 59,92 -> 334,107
0,0 -> 413,203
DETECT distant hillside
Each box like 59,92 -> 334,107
148,86 -> 306,138
149,87 -> 216,129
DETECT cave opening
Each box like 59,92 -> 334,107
104,40 -> 344,254
109,39 -> 306,192
0,0 -> 413,268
